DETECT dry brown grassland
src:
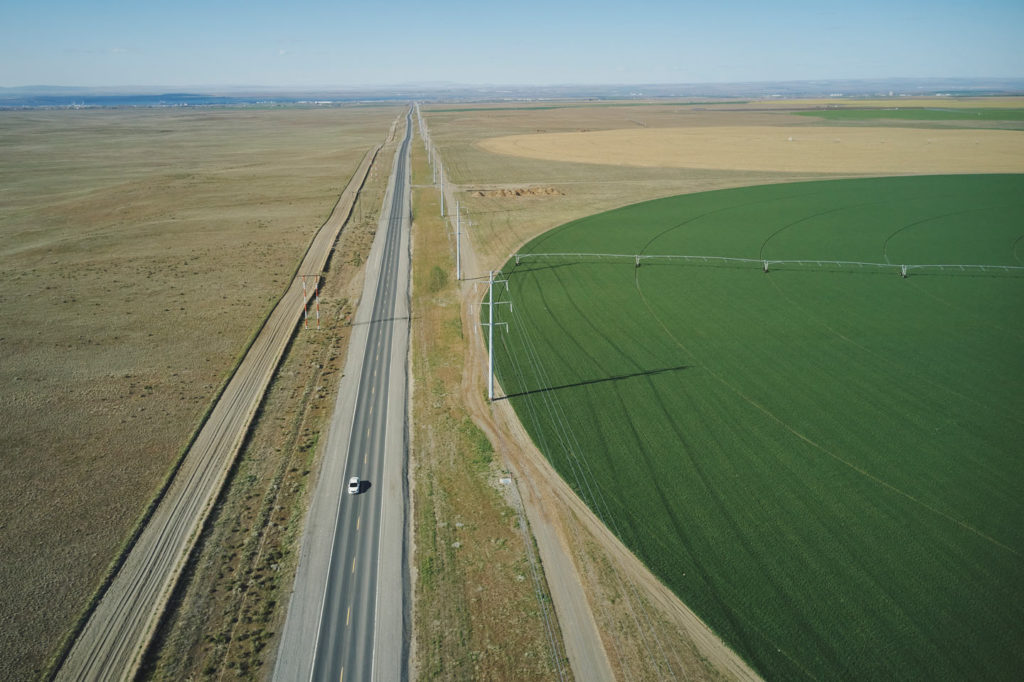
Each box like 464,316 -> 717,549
421,97 -> 1023,679
0,104 -> 401,680
409,132 -> 571,680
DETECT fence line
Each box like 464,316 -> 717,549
513,252 -> 1024,276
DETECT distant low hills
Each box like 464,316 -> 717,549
3,77 -> 1022,108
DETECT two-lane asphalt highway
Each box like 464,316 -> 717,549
310,111 -> 410,681
275,111 -> 412,682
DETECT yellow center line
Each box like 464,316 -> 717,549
346,606 -> 351,626
352,557 -> 356,573
357,516 -> 360,530
340,668 -> 344,682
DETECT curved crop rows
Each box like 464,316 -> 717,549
490,175 -> 1024,680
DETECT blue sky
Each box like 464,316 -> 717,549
1,0 -> 1022,87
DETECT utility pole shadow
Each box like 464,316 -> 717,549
498,364 -> 690,400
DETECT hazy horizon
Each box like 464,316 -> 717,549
5,76 -> 1024,92
2,1 -> 1022,89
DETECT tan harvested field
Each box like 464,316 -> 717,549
0,105 -> 401,679
479,126 -> 1024,173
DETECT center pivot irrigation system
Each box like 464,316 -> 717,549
513,252 -> 1024,277
483,251 -> 1024,401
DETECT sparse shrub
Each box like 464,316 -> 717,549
428,265 -> 448,293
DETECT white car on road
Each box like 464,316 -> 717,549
347,476 -> 361,494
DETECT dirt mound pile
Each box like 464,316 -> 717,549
473,186 -> 564,198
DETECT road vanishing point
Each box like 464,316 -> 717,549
274,110 -> 413,681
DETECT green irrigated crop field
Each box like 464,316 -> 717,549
489,174 -> 1024,680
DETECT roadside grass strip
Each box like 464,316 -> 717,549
487,174 -> 1024,681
